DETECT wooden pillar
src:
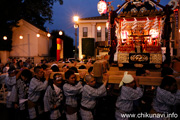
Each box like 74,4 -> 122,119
178,0 -> 180,57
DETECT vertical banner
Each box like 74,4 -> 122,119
108,12 -> 111,46
56,38 -> 61,61
174,9 -> 178,29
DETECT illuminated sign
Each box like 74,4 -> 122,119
149,29 -> 159,38
97,1 -> 107,15
129,53 -> 150,63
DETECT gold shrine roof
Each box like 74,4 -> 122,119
117,9 -> 164,18
117,0 -> 165,18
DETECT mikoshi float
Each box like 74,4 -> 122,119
114,0 -> 166,68
104,0 -> 178,68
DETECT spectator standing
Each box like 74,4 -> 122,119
3,63 -> 10,73
11,58 -> 18,69
41,59 -> 48,70
88,57 -> 92,63
17,60 -> 24,70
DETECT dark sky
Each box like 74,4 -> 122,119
45,0 -> 171,45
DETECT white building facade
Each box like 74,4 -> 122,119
78,16 -> 109,60
10,19 -> 49,63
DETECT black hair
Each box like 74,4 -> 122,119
17,60 -> 23,68
34,66 -> 42,73
161,67 -> 173,77
48,73 -> 62,89
69,67 -> 78,73
21,69 -> 33,82
172,57 -> 180,62
8,67 -> 16,74
41,64 -> 48,70
78,65 -> 86,69
53,73 -> 62,80
51,65 -> 60,72
160,76 -> 176,89
136,68 -> 146,76
65,70 -> 75,80
88,67 -> 93,74
62,65 -> 69,68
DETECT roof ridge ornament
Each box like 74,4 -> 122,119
168,0 -> 178,10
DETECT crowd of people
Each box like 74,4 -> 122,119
0,57 -> 180,120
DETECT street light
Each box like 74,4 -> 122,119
59,30 -> 63,36
73,15 -> 79,60
73,16 -> 79,22
97,26 -> 101,31
56,30 -> 64,62
36,33 -> 40,37
47,33 -> 51,37
3,36 -> 7,40
19,35 -> 23,39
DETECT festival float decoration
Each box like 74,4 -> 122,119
144,17 -> 150,31
113,0 -> 165,68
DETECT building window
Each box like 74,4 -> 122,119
105,28 -> 108,41
83,27 -> 88,37
97,27 -> 101,41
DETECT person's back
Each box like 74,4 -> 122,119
116,72 -> 143,120
152,76 -> 180,114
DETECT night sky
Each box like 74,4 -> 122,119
45,0 -> 171,45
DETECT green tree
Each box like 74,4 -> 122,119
50,30 -> 74,59
0,0 -> 63,51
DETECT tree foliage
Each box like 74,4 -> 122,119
0,0 -> 63,50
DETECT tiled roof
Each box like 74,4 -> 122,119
80,15 -> 108,20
